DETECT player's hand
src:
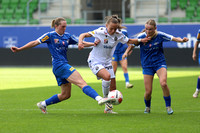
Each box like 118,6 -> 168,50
183,37 -> 189,42
141,37 -> 151,43
78,41 -> 84,50
192,53 -> 197,61
94,39 -> 100,46
122,53 -> 128,60
11,46 -> 20,52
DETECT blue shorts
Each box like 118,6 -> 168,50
112,53 -> 127,61
143,65 -> 167,76
53,64 -> 76,86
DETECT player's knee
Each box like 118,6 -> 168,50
103,74 -> 111,81
160,81 -> 167,88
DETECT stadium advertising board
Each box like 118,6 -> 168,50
0,24 -> 199,48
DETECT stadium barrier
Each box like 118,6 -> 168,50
0,24 -> 199,66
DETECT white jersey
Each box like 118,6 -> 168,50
88,27 -> 129,64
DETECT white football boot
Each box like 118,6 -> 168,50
37,102 -> 47,114
193,89 -> 200,98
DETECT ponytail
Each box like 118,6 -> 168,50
51,17 -> 66,28
105,15 -> 126,30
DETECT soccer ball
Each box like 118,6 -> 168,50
108,90 -> 123,105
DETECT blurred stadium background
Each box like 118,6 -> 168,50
0,0 -> 199,66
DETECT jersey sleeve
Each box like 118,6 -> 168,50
197,29 -> 200,41
37,32 -> 51,44
119,33 -> 129,44
88,27 -> 102,38
159,31 -> 173,42
69,34 -> 78,45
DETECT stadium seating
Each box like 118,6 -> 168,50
179,0 -> 188,9
65,18 -> 72,24
74,19 -> 85,24
171,0 -> 178,10
125,17 -> 134,23
185,6 -> 195,18
171,17 -> 191,23
189,0 -> 199,7
158,17 -> 168,23
0,0 -> 40,25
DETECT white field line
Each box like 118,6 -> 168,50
0,108 -> 200,113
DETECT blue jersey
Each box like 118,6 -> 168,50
197,29 -> 200,41
137,31 -> 173,68
37,31 -> 78,68
114,29 -> 128,54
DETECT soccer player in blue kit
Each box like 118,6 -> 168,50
10,17 -> 115,114
192,29 -> 200,98
112,29 -> 133,89
123,19 -> 189,114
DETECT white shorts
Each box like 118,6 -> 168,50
88,60 -> 115,80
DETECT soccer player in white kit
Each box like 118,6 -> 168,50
78,15 -> 150,114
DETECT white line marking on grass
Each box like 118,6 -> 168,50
0,108 -> 200,113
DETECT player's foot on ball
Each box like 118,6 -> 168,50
144,107 -> 150,114
166,107 -> 173,115
104,109 -> 118,114
37,102 -> 47,114
193,90 -> 199,98
126,83 -> 133,88
98,98 -> 116,105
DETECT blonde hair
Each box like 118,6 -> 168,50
105,15 -> 126,29
133,19 -> 157,38
145,19 -> 156,27
51,17 -> 66,28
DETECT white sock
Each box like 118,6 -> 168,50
126,82 -> 129,86
95,96 -> 102,102
102,80 -> 111,97
41,101 -> 47,107
196,88 -> 200,92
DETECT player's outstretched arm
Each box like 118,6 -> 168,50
128,37 -> 150,45
192,41 -> 200,61
122,45 -> 134,60
78,33 -> 92,50
82,39 -> 100,47
11,40 -> 40,53
172,37 -> 189,43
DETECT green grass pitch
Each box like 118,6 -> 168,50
0,67 -> 200,133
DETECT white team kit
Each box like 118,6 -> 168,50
87,27 -> 129,79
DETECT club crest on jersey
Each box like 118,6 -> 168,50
149,44 -> 152,47
95,66 -> 99,70
62,41 -> 65,45
54,39 -> 59,44
104,39 -> 108,44
114,36 -> 118,41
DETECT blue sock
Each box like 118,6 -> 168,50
163,95 -> 171,107
197,77 -> 200,90
144,97 -> 151,107
124,73 -> 129,83
45,94 -> 60,106
82,85 -> 99,100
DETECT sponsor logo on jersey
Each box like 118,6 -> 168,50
114,36 -> 118,41
95,66 -> 99,70
54,39 -> 59,44
149,44 -> 152,47
104,39 -> 108,44
197,33 -> 200,40
41,35 -> 49,42
62,41 -> 65,45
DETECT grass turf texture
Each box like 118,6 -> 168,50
0,67 -> 200,133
